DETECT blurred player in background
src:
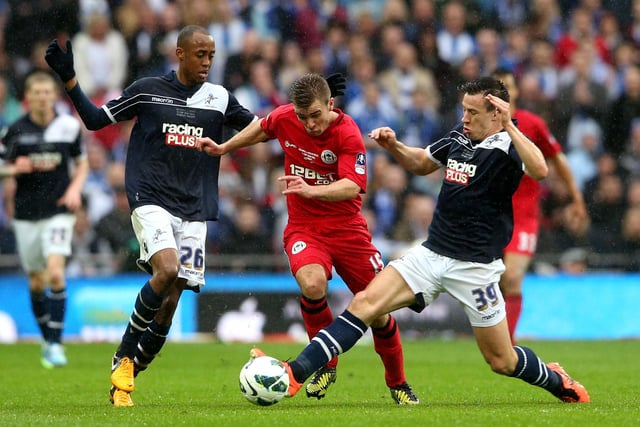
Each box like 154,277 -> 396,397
492,68 -> 588,344
45,25 -> 257,406
196,73 -> 419,404
0,71 -> 88,368
252,77 -> 590,404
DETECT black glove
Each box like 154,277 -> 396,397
45,39 -> 76,83
325,73 -> 346,97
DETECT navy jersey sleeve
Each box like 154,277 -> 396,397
224,92 -> 256,131
66,84 -> 112,130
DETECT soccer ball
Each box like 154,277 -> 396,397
239,356 -> 289,406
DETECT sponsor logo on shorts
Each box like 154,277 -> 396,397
481,310 -> 499,321
291,241 -> 306,255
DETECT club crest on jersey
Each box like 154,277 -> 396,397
163,122 -> 204,148
321,150 -> 337,164
355,152 -> 366,175
291,241 -> 307,255
444,158 -> 477,185
205,93 -> 218,105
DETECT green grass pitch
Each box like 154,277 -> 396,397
1,339 -> 639,426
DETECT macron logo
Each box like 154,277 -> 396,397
163,122 -> 204,148
445,158 -> 477,185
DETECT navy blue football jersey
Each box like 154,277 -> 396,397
103,71 -> 255,221
423,127 -> 525,263
2,113 -> 84,220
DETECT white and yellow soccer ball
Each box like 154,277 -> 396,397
239,356 -> 289,406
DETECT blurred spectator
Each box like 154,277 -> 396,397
157,1 -> 183,74
482,0 -> 529,32
343,49 -> 377,106
598,10 -> 624,59
321,19 -> 350,76
372,22 -> 407,72
0,75 -> 23,138
436,0 -> 476,67
218,200 -> 274,271
610,40 -> 639,101
619,119 -> 640,177
223,28 -> 262,92
475,27 -> 510,76
500,26 -> 530,77
390,192 -> 436,245
586,168 -> 627,237
72,13 -> 128,98
526,38 -> 560,104
397,88 -> 441,150
527,0 -> 564,43
554,6 -> 612,69
4,0 -> 79,82
626,0 -> 640,45
604,65 -> 640,157
365,162 -> 408,239
208,0 -> 247,84
626,178 -> 640,207
416,26 -> 457,114
277,41 -> 309,95
82,141 -> 114,224
554,43 -> 610,145
233,58 -> 286,118
66,196 -> 108,277
126,2 -> 166,83
378,41 -> 440,114
292,0 -> 323,54
93,163 -> 138,273
404,0 -> 437,46
303,46 -> 327,75
565,116 -> 603,190
516,71 -> 551,119
345,80 -> 400,153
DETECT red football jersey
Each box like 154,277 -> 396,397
261,104 -> 368,221
512,108 -> 563,222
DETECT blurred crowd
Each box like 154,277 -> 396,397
0,0 -> 639,275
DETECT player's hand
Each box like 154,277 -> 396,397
45,39 -> 76,83
195,136 -> 225,156
13,156 -> 33,175
368,126 -> 398,150
57,188 -> 83,212
278,175 -> 314,199
485,94 -> 511,127
325,73 -> 346,97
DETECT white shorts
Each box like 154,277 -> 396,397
13,214 -> 76,273
131,205 -> 207,289
389,245 -> 506,327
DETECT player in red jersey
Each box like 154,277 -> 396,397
493,69 -> 588,343
196,73 -> 418,404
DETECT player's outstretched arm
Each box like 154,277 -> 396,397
368,126 -> 439,176
197,119 -> 269,156
45,39 -> 111,130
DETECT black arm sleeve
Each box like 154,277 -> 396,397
65,84 -> 113,130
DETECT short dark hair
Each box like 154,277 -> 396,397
288,73 -> 330,109
458,77 -> 509,111
177,25 -> 210,49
